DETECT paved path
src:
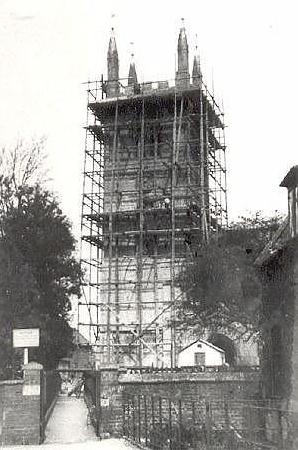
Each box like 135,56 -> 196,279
3,439 -> 137,449
2,395 -> 138,449
44,395 -> 96,444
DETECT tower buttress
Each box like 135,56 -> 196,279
107,28 -> 119,97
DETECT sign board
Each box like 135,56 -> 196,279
100,398 -> 110,407
13,328 -> 40,348
23,384 -> 40,396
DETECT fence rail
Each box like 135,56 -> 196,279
40,370 -> 61,442
84,370 -> 100,436
122,394 -> 290,450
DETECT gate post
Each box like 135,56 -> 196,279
39,370 -> 46,442
96,367 -> 124,437
95,372 -> 101,437
22,362 -> 43,444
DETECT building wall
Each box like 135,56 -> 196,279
259,237 -> 298,448
97,95 -> 209,367
254,166 -> 298,448
178,341 -> 225,367
260,246 -> 295,400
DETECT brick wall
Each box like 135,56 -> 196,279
121,369 -> 260,433
100,368 -> 123,436
0,362 -> 43,445
94,367 -> 260,437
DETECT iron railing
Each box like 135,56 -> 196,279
122,394 -> 290,449
40,370 -> 61,442
84,370 -> 100,436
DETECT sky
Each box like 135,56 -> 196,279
0,0 -> 297,239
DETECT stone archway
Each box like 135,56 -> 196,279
208,333 -> 237,366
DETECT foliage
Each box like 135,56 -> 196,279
0,185 -> 81,369
0,240 -> 40,378
226,212 -> 284,255
176,211 -> 284,338
0,140 -> 81,373
0,138 -> 48,231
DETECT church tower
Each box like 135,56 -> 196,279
80,25 -> 228,368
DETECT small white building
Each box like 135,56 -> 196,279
178,339 -> 226,367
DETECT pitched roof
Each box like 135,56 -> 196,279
179,338 -> 225,354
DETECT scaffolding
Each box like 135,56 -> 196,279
79,76 -> 228,368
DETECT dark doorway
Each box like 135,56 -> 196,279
209,333 -> 237,366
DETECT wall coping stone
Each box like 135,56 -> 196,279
0,379 -> 23,386
119,370 -> 260,384
23,361 -> 43,370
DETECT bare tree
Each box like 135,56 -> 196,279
0,138 -> 48,217
0,137 -> 48,188
0,137 -> 49,237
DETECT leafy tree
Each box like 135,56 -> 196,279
1,185 -> 82,369
0,240 -> 40,378
0,139 -> 81,372
176,212 -> 284,338
225,212 -> 284,256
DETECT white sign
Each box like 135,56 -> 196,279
13,328 -> 40,348
100,398 -> 110,407
23,384 -> 40,396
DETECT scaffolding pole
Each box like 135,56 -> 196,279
79,77 -> 228,367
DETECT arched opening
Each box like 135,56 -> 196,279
208,333 -> 237,366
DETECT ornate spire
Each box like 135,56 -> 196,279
128,48 -> 138,87
192,48 -> 202,87
107,28 -> 119,97
175,19 -> 190,88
